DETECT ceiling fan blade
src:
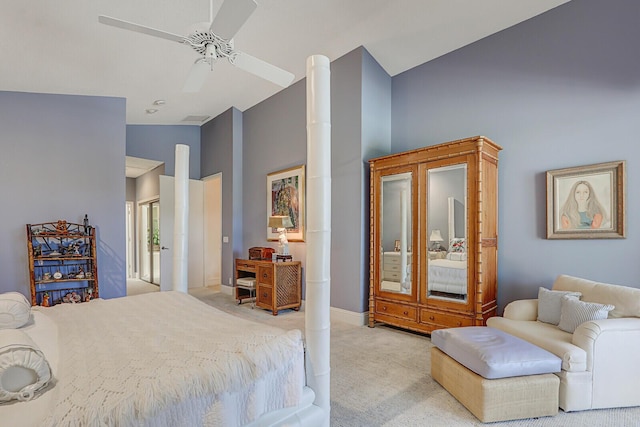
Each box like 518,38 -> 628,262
209,0 -> 257,40
231,52 -> 294,88
98,15 -> 185,43
183,59 -> 211,93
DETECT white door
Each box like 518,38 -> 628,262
203,174 -> 222,287
159,175 -> 204,291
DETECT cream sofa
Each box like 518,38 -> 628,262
487,274 -> 640,412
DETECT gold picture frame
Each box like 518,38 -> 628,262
267,165 -> 305,242
546,161 -> 626,239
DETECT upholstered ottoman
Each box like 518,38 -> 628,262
431,327 -> 561,423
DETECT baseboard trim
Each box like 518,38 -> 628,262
220,284 -> 234,295
299,301 -> 368,326
220,287 -> 369,326
330,306 -> 369,326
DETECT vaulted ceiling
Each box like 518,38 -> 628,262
1,0 -> 569,125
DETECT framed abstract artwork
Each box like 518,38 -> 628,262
546,161 -> 626,239
267,165 -> 305,242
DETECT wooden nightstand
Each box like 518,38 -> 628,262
428,251 -> 447,260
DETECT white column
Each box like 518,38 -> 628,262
305,54 -> 331,426
173,144 -> 189,293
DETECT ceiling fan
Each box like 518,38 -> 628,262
98,0 -> 294,92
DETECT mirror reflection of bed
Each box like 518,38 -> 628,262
427,164 -> 468,302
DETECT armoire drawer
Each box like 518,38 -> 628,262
420,309 -> 473,328
376,300 -> 416,321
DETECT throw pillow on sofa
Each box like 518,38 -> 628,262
558,296 -> 615,333
537,287 -> 581,325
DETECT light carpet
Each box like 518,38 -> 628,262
186,287 -> 640,427
126,278 -> 160,296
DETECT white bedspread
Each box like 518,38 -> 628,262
36,291 -> 303,427
428,259 -> 467,294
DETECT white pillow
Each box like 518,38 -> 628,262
0,292 -> 31,329
537,287 -> 581,325
558,296 -> 615,333
0,329 -> 52,402
446,252 -> 467,261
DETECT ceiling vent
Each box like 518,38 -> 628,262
181,115 -> 210,123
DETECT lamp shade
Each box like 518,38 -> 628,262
429,229 -> 444,242
268,215 -> 293,229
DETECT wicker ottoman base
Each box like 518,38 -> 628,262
431,347 -> 559,422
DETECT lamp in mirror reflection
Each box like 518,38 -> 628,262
429,229 -> 444,251
268,215 -> 293,255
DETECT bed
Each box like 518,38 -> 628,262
0,291 -> 312,427
2,54 -> 330,427
428,255 -> 467,296
428,196 -> 468,298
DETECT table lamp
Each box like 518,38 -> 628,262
429,229 -> 444,251
268,215 -> 293,255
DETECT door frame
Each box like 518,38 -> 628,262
125,201 -> 135,278
137,196 -> 160,284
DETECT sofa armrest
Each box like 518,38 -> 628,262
573,317 -> 640,370
503,299 -> 538,321
572,317 -> 640,408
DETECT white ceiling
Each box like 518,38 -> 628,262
1,0 -> 569,126
125,156 -> 164,178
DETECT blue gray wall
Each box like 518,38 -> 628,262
358,48 -> 392,311
392,0 -> 640,308
330,49 -> 366,311
201,107 -> 243,287
135,164 -> 165,202
242,78 -> 308,290
239,48 -> 390,311
0,91 -> 126,299
126,125 -> 201,179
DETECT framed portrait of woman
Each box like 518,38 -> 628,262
546,161 -> 626,239
267,165 -> 305,242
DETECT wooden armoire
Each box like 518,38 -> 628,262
368,136 -> 501,334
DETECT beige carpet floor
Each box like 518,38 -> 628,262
171,287 -> 640,426
126,278 -> 159,296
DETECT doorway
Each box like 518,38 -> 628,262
203,173 -> 222,288
139,199 -> 161,285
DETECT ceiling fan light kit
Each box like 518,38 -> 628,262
98,0 -> 294,92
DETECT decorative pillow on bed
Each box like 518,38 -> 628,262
0,329 -> 52,402
558,296 -> 615,333
537,287 -> 581,325
446,252 -> 467,261
449,238 -> 466,253
0,292 -> 31,329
